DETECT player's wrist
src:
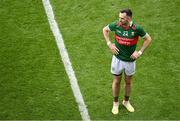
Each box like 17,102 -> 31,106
107,41 -> 112,46
138,50 -> 143,56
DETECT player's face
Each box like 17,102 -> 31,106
119,13 -> 129,25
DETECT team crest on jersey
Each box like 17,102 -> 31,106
131,32 -> 134,36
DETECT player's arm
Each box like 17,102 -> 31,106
131,33 -> 152,59
139,33 -> 152,53
103,25 -> 112,45
103,25 -> 119,55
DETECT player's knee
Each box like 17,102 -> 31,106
113,79 -> 120,86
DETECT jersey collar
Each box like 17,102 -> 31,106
130,21 -> 133,27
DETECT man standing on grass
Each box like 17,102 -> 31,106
103,8 -> 152,114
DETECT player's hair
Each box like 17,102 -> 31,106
120,9 -> 132,18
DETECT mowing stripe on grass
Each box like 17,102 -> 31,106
42,0 -> 90,120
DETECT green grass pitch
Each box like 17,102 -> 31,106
0,0 -> 179,120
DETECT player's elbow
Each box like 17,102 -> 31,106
145,34 -> 152,44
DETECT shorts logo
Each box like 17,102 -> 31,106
112,67 -> 116,72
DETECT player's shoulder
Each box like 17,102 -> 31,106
108,20 -> 121,30
109,20 -> 119,26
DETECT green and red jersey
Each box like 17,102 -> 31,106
108,20 -> 147,62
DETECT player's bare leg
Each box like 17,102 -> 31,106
112,75 -> 121,114
124,74 -> 132,98
122,74 -> 135,112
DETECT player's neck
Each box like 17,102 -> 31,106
121,21 -> 132,30
124,20 -> 132,27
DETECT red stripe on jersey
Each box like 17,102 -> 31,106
115,34 -> 139,46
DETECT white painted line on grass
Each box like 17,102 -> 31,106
42,0 -> 91,120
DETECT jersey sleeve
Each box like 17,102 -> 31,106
108,21 -> 117,31
137,26 -> 147,38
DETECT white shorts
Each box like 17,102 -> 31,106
111,56 -> 136,76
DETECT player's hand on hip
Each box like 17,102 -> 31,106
108,43 -> 119,55
130,50 -> 141,59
